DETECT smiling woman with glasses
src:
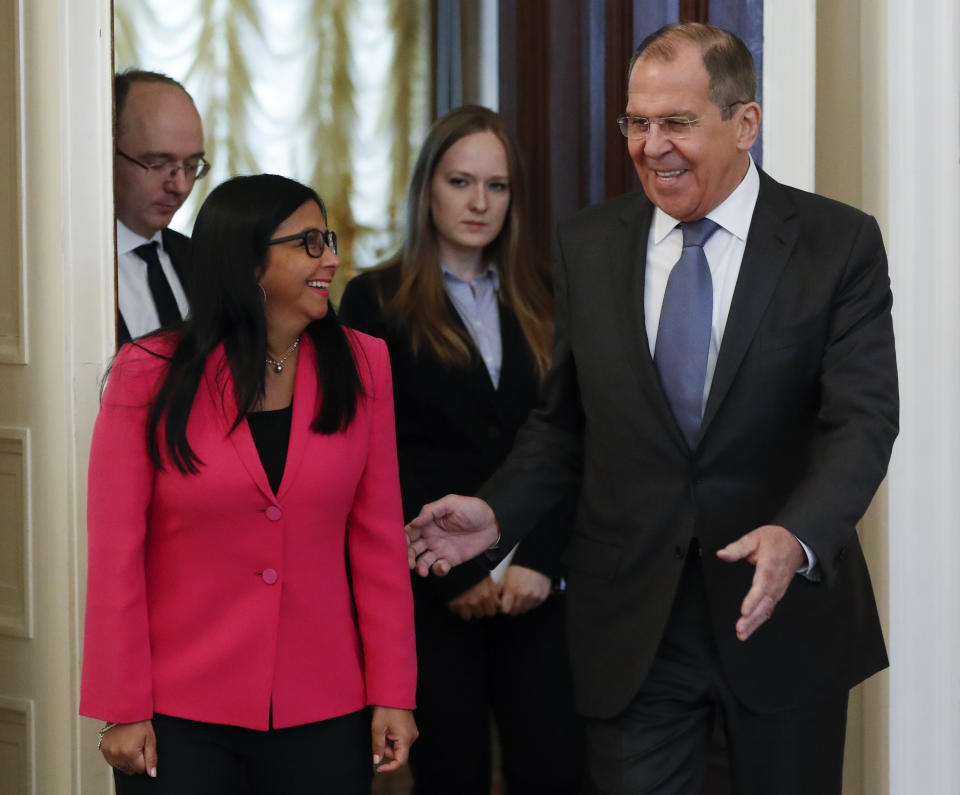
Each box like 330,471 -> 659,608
81,173 -> 417,794
268,227 -> 338,258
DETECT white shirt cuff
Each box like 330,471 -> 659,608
795,536 -> 821,581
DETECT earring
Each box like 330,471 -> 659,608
258,282 -> 267,304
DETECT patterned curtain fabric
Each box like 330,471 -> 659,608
115,0 -> 429,284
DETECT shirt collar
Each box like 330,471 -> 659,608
651,155 -> 760,244
441,263 -> 501,291
117,220 -> 164,256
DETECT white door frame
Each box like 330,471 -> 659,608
0,0 -> 115,792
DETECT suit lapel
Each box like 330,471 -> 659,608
611,196 -> 690,449
495,304 -> 535,400
445,295 -> 499,399
701,172 -> 799,436
161,228 -> 190,285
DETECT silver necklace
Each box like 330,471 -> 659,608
265,336 -> 300,373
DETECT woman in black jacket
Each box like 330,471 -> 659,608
339,105 -> 584,794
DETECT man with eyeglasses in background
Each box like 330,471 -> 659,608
406,22 -> 897,795
114,69 -> 208,345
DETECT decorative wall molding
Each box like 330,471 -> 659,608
0,696 -> 34,795
0,427 -> 31,639
0,0 -> 27,364
59,0 -> 122,790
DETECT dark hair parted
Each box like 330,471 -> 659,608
630,23 -> 756,119
114,69 -> 194,131
378,104 -> 553,377
143,174 -> 361,474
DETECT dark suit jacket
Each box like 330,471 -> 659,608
117,227 -> 191,345
479,169 -> 898,719
339,266 -> 571,602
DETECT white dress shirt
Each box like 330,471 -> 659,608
117,221 -> 190,339
643,157 -> 818,577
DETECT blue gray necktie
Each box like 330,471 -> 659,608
654,217 -> 719,449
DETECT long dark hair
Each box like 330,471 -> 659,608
144,174 -> 361,473
379,105 -> 553,377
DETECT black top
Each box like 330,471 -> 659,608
247,404 -> 293,494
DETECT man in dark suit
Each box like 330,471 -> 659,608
113,70 -> 207,344
407,22 -> 898,795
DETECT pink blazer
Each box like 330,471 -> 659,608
80,331 -> 416,731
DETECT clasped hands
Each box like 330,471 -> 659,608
407,495 -> 805,641
447,566 -> 552,620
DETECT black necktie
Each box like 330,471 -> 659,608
654,217 -> 719,448
133,241 -> 181,327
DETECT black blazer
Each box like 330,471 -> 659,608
479,169 -> 898,718
117,227 -> 191,346
339,266 -> 571,602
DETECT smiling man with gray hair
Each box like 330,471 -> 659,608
406,22 -> 897,794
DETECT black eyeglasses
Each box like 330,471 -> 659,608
268,228 -> 338,258
116,149 -> 211,180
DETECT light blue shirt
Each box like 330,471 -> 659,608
442,265 -> 502,388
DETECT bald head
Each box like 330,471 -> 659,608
114,75 -> 205,238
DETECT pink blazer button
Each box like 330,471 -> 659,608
265,506 -> 282,521
262,568 -> 279,585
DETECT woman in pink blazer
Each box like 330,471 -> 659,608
81,174 -> 417,794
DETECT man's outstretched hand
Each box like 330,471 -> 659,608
716,524 -> 806,641
406,495 -> 500,577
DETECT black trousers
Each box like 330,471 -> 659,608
114,710 -> 372,795
585,550 -> 848,795
409,589 -> 586,795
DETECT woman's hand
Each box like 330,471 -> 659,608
370,707 -> 418,772
446,576 -> 500,620
99,720 -> 157,778
498,565 -> 552,615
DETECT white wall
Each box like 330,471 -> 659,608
763,0 -> 817,190
885,0 -> 960,791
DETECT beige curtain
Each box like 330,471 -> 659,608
115,0 -> 429,287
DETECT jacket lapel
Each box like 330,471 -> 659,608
204,344 -> 276,502
700,171 -> 799,437
161,228 -> 190,285
445,294 -> 499,399
495,304 -> 535,400
276,335 -> 316,499
611,196 -> 690,449
203,340 -> 317,504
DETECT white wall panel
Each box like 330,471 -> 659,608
0,428 -> 31,638
0,698 -> 34,795
0,0 -> 26,364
